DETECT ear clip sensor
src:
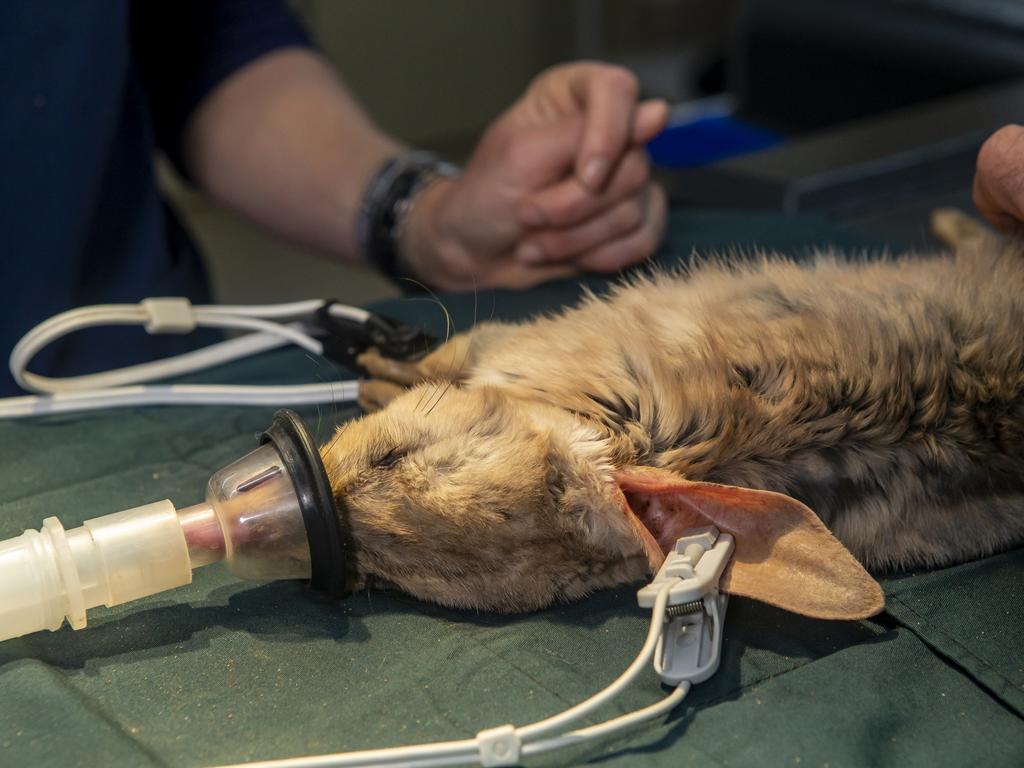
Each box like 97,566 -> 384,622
637,526 -> 733,685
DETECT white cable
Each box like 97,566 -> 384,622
12,308 -> 324,394
514,583 -> 673,742
18,331 -> 293,394
192,313 -> 323,355
520,682 -> 690,758
1,299 -> 373,417
200,301 -> 370,324
215,584 -> 681,768
0,382 -> 362,418
10,304 -> 150,390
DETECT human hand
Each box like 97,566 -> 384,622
973,124 -> 1024,236
402,62 -> 669,290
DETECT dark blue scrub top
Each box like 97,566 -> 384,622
0,1 -> 309,395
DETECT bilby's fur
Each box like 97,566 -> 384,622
322,212 -> 1024,612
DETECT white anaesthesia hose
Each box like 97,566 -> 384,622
1,299 -> 368,417
215,582 -> 689,768
0,501 -> 194,641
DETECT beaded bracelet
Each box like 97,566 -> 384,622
356,150 -> 460,280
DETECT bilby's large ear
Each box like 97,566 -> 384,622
611,466 -> 884,620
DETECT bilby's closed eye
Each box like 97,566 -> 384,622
374,447 -> 407,469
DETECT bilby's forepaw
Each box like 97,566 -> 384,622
931,207 -> 995,251
356,347 -> 427,386
354,327 -> 496,412
357,378 -> 407,412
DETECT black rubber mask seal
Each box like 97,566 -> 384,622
260,409 -> 357,597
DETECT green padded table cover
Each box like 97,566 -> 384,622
1,211 -> 1021,768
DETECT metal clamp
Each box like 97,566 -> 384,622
637,526 -> 734,685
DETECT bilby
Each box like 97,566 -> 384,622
319,211 -> 1024,618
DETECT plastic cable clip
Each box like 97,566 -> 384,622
637,526 -> 734,685
476,724 -> 521,767
142,298 -> 196,334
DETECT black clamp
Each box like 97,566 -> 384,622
313,302 -> 437,370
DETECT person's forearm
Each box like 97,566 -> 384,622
183,48 -> 402,264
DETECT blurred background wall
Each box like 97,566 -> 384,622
160,0 -> 738,305
161,0 -> 1024,306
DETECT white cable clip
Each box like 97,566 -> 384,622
637,526 -> 734,685
141,298 -> 196,334
476,724 -> 521,767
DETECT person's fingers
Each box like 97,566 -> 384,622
973,124 -> 1024,233
515,196 -> 646,264
568,66 -> 641,191
972,175 -> 1024,234
574,184 -> 667,273
517,147 -> 649,230
475,112 -> 584,194
631,99 -> 669,144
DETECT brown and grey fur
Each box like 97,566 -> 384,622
321,211 -> 1024,612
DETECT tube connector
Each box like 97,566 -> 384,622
0,501 -> 192,642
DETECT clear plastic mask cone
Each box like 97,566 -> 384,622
201,442 -> 313,581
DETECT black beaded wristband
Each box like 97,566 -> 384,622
356,150 -> 460,279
